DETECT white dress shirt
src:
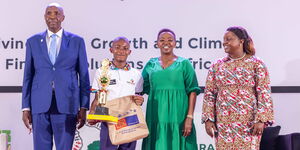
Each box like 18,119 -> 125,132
91,63 -> 143,101
46,28 -> 63,55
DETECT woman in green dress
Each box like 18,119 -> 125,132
142,29 -> 200,150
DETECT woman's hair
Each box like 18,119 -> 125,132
157,28 -> 176,40
226,26 -> 255,55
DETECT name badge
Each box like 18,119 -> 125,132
110,79 -> 116,85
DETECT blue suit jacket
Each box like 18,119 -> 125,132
22,30 -> 90,114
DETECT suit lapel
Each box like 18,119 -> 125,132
55,30 -> 70,65
40,31 -> 52,65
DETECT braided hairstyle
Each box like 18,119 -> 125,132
226,26 -> 255,55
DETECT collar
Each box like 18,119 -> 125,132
110,61 -> 131,71
47,28 -> 63,38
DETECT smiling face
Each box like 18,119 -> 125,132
223,31 -> 244,55
44,4 -> 65,33
157,32 -> 176,55
110,39 -> 131,63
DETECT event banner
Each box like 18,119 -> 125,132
1,0 -> 300,149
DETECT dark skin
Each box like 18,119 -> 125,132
88,39 -> 144,125
22,4 -> 86,133
204,31 -> 264,137
205,120 -> 217,138
22,111 -> 32,133
223,31 -> 245,59
183,92 -> 197,137
157,32 -> 197,137
44,4 -> 65,33
157,32 -> 177,68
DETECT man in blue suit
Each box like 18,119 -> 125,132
21,3 -> 90,150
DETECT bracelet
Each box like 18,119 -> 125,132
187,115 -> 193,119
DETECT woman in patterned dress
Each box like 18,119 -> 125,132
202,26 -> 274,150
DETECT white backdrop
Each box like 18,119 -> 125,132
0,0 -> 300,150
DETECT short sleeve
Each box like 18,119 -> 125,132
91,69 -> 101,92
135,71 -> 144,94
182,59 -> 200,95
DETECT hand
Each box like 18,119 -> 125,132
251,122 -> 264,136
87,119 -> 100,125
77,108 -> 87,129
87,110 -> 101,125
22,110 -> 32,134
87,98 -> 101,125
182,117 -> 193,137
205,120 -> 217,138
132,95 -> 144,106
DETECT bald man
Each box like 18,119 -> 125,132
22,3 -> 90,150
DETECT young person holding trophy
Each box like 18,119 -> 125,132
88,37 -> 144,150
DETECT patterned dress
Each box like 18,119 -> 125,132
202,55 -> 274,150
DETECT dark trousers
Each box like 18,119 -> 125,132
32,92 -> 77,150
100,122 -> 136,150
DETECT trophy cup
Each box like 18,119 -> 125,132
87,59 -> 118,123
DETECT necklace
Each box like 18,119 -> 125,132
229,53 -> 246,61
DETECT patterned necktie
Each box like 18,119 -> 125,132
49,34 -> 57,65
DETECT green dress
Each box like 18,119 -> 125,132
142,57 -> 200,150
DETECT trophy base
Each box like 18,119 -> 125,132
88,106 -> 118,123
87,114 -> 118,123
95,106 -> 109,115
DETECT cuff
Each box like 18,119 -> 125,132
80,107 -> 88,111
201,113 -> 215,124
22,108 -> 30,111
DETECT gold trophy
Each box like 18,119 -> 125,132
87,59 -> 118,123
